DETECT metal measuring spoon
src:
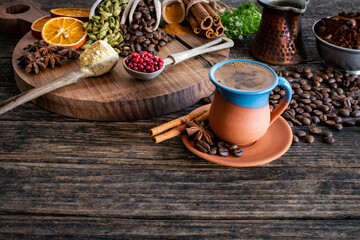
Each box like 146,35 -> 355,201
0,40 -> 119,115
123,37 -> 234,80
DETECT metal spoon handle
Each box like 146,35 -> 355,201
0,70 -> 88,115
165,37 -> 234,66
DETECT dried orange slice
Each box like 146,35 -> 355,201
41,17 -> 87,49
31,15 -> 52,38
50,8 -> 90,22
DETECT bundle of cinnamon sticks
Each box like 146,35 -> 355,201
184,0 -> 224,39
150,108 -> 210,143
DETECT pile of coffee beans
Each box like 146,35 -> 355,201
195,139 -> 244,157
271,67 -> 360,144
315,11 -> 360,50
116,0 -> 175,57
125,51 -> 164,72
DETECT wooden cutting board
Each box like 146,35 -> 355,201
1,0 -> 230,121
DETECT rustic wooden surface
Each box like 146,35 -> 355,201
1,0 -> 360,239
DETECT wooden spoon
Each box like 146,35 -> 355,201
0,40 -> 119,115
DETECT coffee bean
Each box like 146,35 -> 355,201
305,135 -> 315,144
233,149 -> 244,157
301,99 -> 312,104
327,78 -> 336,84
302,117 -> 311,126
343,121 -> 355,127
351,109 -> 360,117
195,140 -> 210,153
217,141 -> 225,148
356,119 -> 360,126
338,108 -> 350,117
325,120 -> 336,126
285,76 -> 293,82
292,72 -> 301,79
334,116 -> 342,123
303,105 -> 312,113
309,127 -> 322,134
296,130 -> 306,137
323,131 -> 333,138
302,84 -> 312,91
134,11 -> 142,19
323,136 -> 335,144
282,70 -> 290,76
318,104 -> 330,112
228,144 -> 238,151
294,67 -> 303,73
209,147 -> 218,155
320,74 -> 329,80
311,76 -> 323,82
293,135 -> 299,143
304,67 -> 311,73
218,147 -> 229,157
312,116 -> 320,124
304,72 -> 313,79
299,79 -> 307,85
319,114 -> 328,122
333,124 -> 343,131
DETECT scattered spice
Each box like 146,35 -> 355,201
18,40 -> 80,74
185,119 -> 243,158
186,120 -> 214,145
163,23 -> 188,36
315,11 -> 360,49
164,2 -> 183,23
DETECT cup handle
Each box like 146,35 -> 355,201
270,77 -> 292,126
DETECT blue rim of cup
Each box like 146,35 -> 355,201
209,59 -> 278,95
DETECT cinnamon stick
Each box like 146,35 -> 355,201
183,0 -> 213,30
202,3 -> 220,26
205,28 -> 215,38
149,108 -> 208,137
188,12 -> 201,34
214,22 -> 224,37
152,110 -> 210,144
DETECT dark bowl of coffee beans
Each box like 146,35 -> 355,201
312,13 -> 360,74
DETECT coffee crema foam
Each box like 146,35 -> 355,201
214,62 -> 275,91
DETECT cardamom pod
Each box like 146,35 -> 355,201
84,0 -> 127,55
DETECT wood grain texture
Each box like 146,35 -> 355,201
1,0 -> 360,238
0,215 -> 359,239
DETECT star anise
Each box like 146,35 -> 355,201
23,40 -> 47,52
186,120 -> 214,145
38,44 -> 59,56
58,48 -> 80,59
43,53 -> 64,68
17,52 -> 45,74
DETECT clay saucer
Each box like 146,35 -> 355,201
181,104 -> 293,167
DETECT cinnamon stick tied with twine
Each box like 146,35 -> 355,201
202,3 -> 220,26
204,28 -> 215,38
214,22 -> 224,36
151,109 -> 210,144
183,0 -> 213,30
188,12 -> 201,34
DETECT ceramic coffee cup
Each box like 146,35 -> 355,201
209,59 -> 292,146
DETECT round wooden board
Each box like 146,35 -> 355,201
12,32 -> 230,121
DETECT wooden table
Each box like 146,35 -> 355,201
1,0 -> 359,238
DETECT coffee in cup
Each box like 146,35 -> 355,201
214,61 -> 275,91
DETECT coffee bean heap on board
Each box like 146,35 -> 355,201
117,0 -> 175,57
271,67 -> 360,144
